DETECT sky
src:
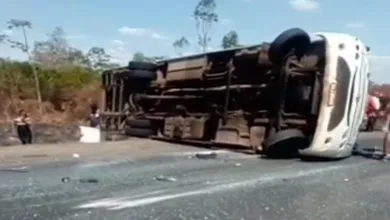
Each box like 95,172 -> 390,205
0,0 -> 389,82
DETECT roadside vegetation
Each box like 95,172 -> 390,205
0,23 -> 111,124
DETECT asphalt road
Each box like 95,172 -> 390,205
0,133 -> 389,220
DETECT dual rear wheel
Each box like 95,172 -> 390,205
124,118 -> 155,137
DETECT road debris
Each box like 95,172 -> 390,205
79,178 -> 99,183
154,175 -> 177,182
62,176 -> 100,183
61,177 -> 71,183
357,145 -> 387,160
195,151 -> 218,159
73,153 -> 80,158
372,146 -> 385,159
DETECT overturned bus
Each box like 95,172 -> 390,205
101,28 -> 370,159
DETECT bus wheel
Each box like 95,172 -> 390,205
124,127 -> 155,138
263,128 -> 308,158
126,118 -> 153,128
128,61 -> 158,71
268,28 -> 311,65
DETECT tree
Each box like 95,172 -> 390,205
67,47 -> 91,68
32,27 -> 94,70
104,63 -> 121,69
151,56 -> 166,61
221,30 -> 240,49
132,52 -> 166,62
6,19 -> 31,52
33,27 -> 72,68
86,47 -> 111,71
0,34 -> 7,44
7,19 -> 43,113
132,52 -> 148,62
173,37 -> 190,56
193,0 -> 218,52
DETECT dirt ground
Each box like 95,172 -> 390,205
0,139 -> 201,167
0,124 -> 82,146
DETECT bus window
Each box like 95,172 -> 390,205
347,69 -> 357,125
327,57 -> 351,131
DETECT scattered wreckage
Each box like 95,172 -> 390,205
101,28 -> 370,159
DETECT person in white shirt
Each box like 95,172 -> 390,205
13,109 -> 32,145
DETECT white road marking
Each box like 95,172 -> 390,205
162,150 -> 230,156
79,159 -> 132,168
77,190 -> 166,209
75,161 -> 369,210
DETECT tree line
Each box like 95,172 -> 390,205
135,0 -> 242,61
0,0 -> 242,121
0,20 -> 118,116
172,0 -> 240,56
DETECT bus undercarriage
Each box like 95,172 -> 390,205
101,28 -> 326,157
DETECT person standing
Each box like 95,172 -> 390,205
365,95 -> 381,132
383,99 -> 390,131
14,109 -> 32,145
88,103 -> 100,128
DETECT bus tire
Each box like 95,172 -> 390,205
127,70 -> 157,81
126,119 -> 153,129
124,127 -> 155,138
263,128 -> 308,158
268,28 -> 311,65
128,61 -> 158,71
